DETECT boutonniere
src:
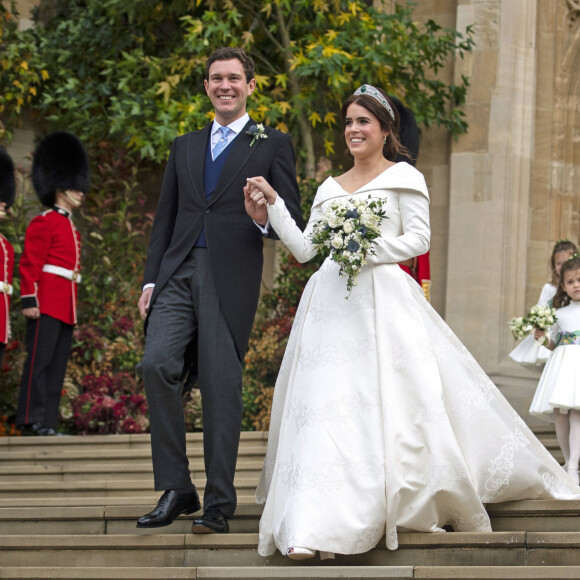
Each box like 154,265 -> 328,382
246,123 -> 268,147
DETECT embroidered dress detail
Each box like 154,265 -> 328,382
556,330 -> 580,346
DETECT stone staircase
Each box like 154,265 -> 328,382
1,427 -> 580,579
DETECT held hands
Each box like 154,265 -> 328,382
138,287 -> 153,320
244,177 -> 278,226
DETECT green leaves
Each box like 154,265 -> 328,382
1,0 -> 473,168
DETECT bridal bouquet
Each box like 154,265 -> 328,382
310,195 -> 387,294
508,305 -> 557,343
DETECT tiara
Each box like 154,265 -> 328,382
353,85 -> 395,121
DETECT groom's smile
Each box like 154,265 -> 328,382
204,59 -> 256,126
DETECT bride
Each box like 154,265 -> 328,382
243,85 -> 580,560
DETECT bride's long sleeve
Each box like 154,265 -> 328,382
266,195 -> 322,263
366,190 -> 430,265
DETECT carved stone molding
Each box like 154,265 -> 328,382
567,0 -> 580,24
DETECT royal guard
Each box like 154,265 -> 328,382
399,252 -> 431,302
392,96 -> 432,302
16,132 -> 89,436
0,148 -> 16,366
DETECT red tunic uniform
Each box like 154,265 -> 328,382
20,207 -> 81,325
399,251 -> 431,302
0,232 -> 14,344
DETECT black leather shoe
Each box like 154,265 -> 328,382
191,506 -> 230,534
136,488 -> 201,528
36,426 -> 56,436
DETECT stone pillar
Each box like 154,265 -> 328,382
446,0 -> 538,377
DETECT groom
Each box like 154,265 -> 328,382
136,47 -> 302,533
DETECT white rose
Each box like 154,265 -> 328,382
343,220 -> 354,234
331,236 -> 343,249
328,215 -> 339,228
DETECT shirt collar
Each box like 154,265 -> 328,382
53,205 -> 71,218
211,113 -> 250,137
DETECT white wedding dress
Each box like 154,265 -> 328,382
256,162 -> 580,556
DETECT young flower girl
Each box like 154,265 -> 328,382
530,254 -> 580,483
510,240 -> 577,368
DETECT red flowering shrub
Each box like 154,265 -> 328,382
71,371 -> 148,434
112,316 -> 134,334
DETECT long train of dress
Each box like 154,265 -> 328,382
255,163 -> 580,556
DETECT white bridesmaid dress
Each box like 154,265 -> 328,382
256,162 -> 580,556
508,283 -> 556,369
530,301 -> 580,420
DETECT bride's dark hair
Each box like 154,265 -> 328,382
341,88 -> 411,162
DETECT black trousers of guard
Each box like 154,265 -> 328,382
16,314 -> 73,429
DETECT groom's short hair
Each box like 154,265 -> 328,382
205,47 -> 255,83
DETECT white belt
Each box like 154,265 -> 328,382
0,281 -> 13,295
42,264 -> 82,283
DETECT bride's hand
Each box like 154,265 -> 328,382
245,177 -> 278,206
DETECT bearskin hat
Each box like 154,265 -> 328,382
32,132 -> 90,207
0,148 -> 16,209
391,96 -> 420,167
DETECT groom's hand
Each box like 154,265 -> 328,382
138,287 -> 154,320
243,181 -> 268,226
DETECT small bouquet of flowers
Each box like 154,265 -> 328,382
508,316 -> 532,340
310,195 -> 387,294
526,304 -> 557,344
509,304 -> 557,343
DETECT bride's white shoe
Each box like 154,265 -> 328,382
566,466 -> 580,485
287,546 -> 316,560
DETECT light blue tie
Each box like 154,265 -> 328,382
212,127 -> 231,159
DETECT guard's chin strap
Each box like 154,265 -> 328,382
64,190 -> 82,207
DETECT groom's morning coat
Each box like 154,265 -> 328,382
143,119 -> 303,359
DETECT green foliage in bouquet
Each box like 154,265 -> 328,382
310,195 -> 386,293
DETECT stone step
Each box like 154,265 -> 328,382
0,495 -> 256,509
0,432 -> 268,453
0,445 -> 267,467
2,532 -> 580,568
0,461 -> 264,482
1,500 -> 579,536
2,565 -> 580,579
487,499 -> 580,532
0,477 -> 259,498
414,568 -> 580,579
0,430 -> 558,460
0,502 -> 260,536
